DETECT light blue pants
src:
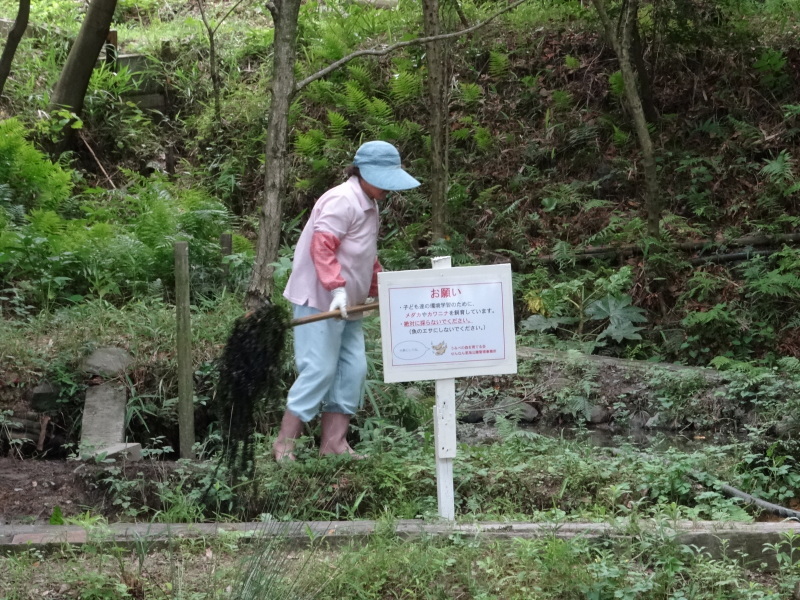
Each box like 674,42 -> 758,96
286,303 -> 367,422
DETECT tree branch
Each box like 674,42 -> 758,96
196,0 -> 209,29
266,1 -> 278,21
295,0 -> 531,92
214,0 -> 251,34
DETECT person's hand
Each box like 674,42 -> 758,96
329,287 -> 348,318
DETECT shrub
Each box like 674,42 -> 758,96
0,118 -> 72,213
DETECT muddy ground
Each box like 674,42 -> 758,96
0,458 -> 102,524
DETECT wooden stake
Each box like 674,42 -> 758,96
175,242 -> 195,459
220,232 -> 232,280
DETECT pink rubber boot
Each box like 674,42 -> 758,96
319,412 -> 365,459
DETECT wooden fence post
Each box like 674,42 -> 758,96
220,232 -> 232,280
174,241 -> 195,459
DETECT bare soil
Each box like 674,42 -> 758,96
0,457 -> 98,524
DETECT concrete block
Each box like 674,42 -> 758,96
12,530 -> 87,545
80,383 -> 127,451
80,347 -> 133,378
83,442 -> 142,463
129,92 -> 166,111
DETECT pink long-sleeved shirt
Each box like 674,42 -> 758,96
283,177 -> 382,312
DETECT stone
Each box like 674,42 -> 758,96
645,412 -> 661,429
404,387 -> 425,401
80,347 -> 133,378
629,411 -> 651,430
79,383 -> 127,455
546,377 -> 572,391
31,379 -> 59,412
519,403 -> 539,423
588,405 -> 611,424
459,410 -> 484,424
774,416 -> 796,437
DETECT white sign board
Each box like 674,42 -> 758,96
378,264 -> 517,383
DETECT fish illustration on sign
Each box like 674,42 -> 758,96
431,341 -> 447,356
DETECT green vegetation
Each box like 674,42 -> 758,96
2,0 -> 800,595
3,521 -> 800,599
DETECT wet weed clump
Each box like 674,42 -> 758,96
217,302 -> 290,479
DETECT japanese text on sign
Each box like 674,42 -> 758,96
378,263 -> 517,383
388,282 -> 506,366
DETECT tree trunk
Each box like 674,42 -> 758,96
592,0 -> 660,239
50,0 -> 117,116
631,16 -> 658,124
196,0 -> 222,124
0,0 -> 30,98
423,0 -> 450,242
246,0 -> 302,309
450,0 -> 470,29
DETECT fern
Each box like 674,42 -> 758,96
344,81 -> 370,116
777,356 -> 800,374
551,89 -> 573,111
326,111 -> 349,138
581,199 -> 613,212
761,150 -> 795,185
366,97 -> 394,122
488,50 -> 510,79
452,127 -> 471,142
726,116 -> 762,145
26,210 -> 65,236
709,356 -> 764,375
317,31 -> 348,62
679,270 -> 729,304
347,63 -> 373,89
457,82 -> 483,106
398,119 -> 422,140
552,240 -> 576,268
611,124 -> 630,147
682,303 -> 737,328
294,129 -> 326,158
474,127 -> 494,152
746,270 -> 800,298
0,118 -> 72,212
584,214 -> 627,246
389,71 -> 423,107
566,124 -> 599,149
695,118 -> 726,137
304,80 -> 338,105
377,120 -> 419,143
783,104 -> 800,119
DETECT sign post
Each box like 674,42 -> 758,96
378,258 -> 517,519
431,256 -> 457,519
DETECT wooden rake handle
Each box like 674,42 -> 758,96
290,302 -> 380,327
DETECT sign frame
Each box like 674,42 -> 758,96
378,263 -> 517,383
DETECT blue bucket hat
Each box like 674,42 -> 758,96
353,141 -> 421,191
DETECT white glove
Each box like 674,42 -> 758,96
329,287 -> 348,318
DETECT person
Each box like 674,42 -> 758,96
273,141 -> 421,460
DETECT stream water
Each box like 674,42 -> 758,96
459,422 -> 749,452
